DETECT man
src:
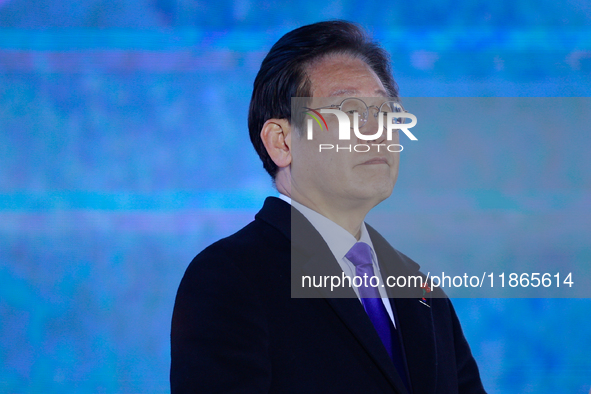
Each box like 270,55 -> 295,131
171,20 -> 486,393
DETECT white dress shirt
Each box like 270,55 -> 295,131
279,194 -> 396,327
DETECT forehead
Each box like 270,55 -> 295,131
306,54 -> 388,98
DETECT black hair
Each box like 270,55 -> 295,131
248,20 -> 399,178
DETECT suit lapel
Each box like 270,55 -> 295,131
259,199 -> 435,393
290,206 -> 410,393
393,298 -> 437,394
368,226 -> 438,394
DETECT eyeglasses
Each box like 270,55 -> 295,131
307,98 -> 406,127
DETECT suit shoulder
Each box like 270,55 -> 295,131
182,216 -> 289,282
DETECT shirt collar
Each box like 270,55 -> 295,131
278,193 -> 291,205
285,196 -> 374,262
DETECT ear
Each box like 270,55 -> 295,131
260,118 -> 292,168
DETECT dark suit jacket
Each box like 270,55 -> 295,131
171,197 -> 486,393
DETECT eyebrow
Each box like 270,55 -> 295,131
328,88 -> 389,97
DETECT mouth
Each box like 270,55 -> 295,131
359,157 -> 389,165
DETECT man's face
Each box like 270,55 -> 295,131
290,54 -> 400,212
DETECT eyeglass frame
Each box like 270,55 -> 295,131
305,97 -> 407,127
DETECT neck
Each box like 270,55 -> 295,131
293,193 -> 371,240
275,167 -> 372,240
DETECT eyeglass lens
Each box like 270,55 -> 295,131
340,98 -> 404,125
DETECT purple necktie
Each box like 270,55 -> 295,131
345,242 -> 411,392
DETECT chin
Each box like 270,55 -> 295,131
349,180 -> 395,206
375,187 -> 394,204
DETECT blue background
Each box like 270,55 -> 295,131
1,0 -> 590,392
